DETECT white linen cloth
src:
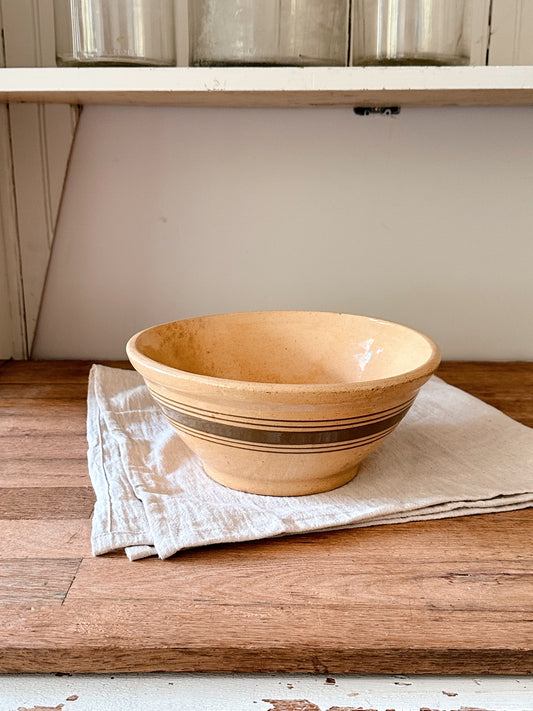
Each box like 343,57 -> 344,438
87,364 -> 533,560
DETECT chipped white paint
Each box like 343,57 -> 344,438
1,674 -> 533,711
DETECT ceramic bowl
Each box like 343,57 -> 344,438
126,311 -> 441,496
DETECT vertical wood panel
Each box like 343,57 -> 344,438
0,106 -> 26,359
8,103 -> 56,343
469,0 -> 491,65
0,2 -> 27,359
488,0 -> 533,65
175,0 -> 189,66
0,0 -> 80,355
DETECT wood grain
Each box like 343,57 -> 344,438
0,382 -> 91,399
1,600 -> 532,674
0,487 -> 95,520
67,551 -> 533,612
0,558 -> 81,606
0,459 -> 89,488
0,360 -> 531,675
0,520 -> 91,557
0,360 -> 94,382
0,400 -> 87,432
1,435 -> 88,460
0,359 -> 131,383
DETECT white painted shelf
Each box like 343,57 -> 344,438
1,65 -> 533,107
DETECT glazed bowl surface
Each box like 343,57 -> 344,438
126,311 -> 441,496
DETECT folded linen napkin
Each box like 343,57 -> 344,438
87,364 -> 533,560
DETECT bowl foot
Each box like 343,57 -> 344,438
201,462 -> 361,497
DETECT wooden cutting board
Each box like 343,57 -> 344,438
0,360 -> 532,674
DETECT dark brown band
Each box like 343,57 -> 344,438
159,402 -> 411,448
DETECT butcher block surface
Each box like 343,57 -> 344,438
0,360 -> 532,675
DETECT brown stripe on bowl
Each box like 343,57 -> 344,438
150,388 -> 416,430
160,412 -> 401,454
156,399 -> 413,449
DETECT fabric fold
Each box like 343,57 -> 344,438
87,365 -> 533,560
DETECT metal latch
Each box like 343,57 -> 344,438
353,107 -> 401,116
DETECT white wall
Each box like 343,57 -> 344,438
32,104 -> 533,360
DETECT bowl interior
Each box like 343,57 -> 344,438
133,312 -> 438,386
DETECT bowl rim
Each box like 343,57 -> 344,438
126,310 -> 442,394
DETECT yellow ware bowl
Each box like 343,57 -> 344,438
126,311 -> 441,496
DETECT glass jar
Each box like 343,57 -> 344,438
188,0 -> 349,67
53,0 -> 176,66
351,0 -> 471,66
